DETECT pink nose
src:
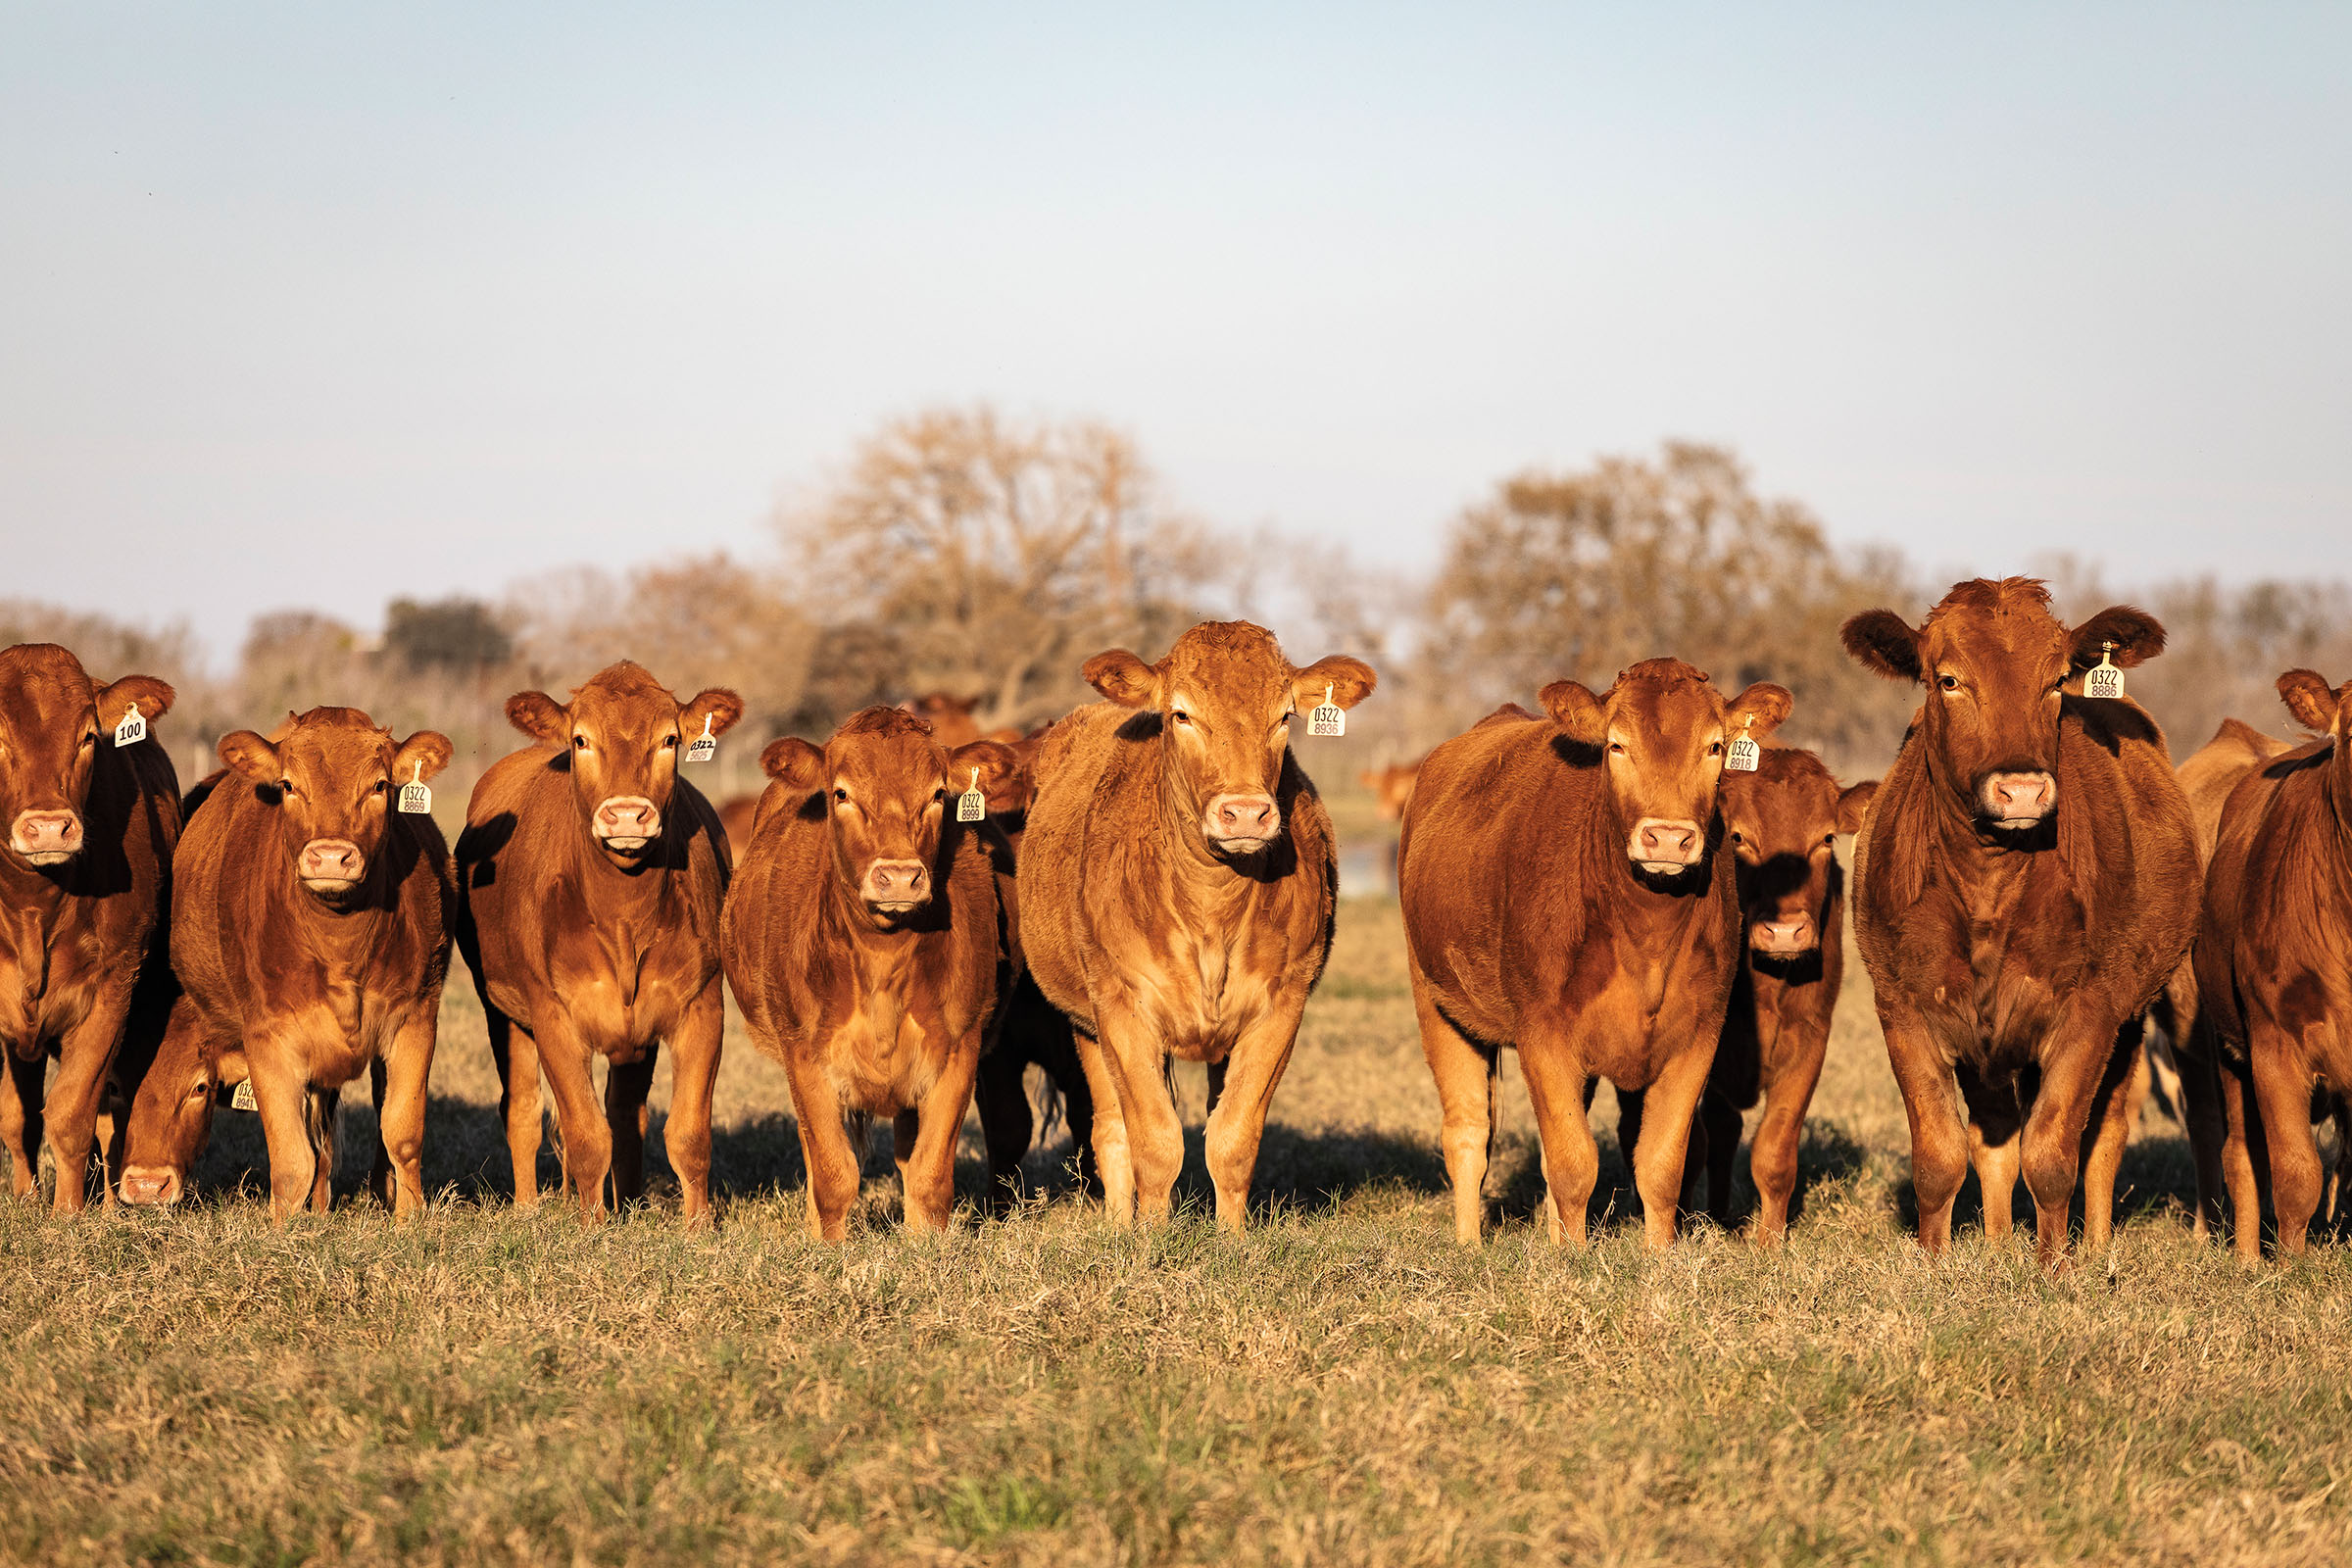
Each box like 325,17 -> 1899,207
10,809 -> 82,859
298,839 -> 364,882
1632,818 -> 1702,865
594,797 -> 661,842
861,859 -> 931,908
1206,794 -> 1279,843
119,1165 -> 183,1205
1983,772 -> 2056,821
1751,915 -> 1817,956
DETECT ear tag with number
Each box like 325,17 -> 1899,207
113,705 -> 147,747
397,761 -> 432,814
1306,684 -> 1346,738
956,767 -> 987,823
229,1079 -> 257,1112
684,712 -> 718,763
2084,641 -> 2126,701
1726,719 -> 1761,772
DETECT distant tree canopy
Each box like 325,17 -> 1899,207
383,596 -> 513,674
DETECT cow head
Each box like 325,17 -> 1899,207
1084,620 -> 1377,858
217,709 -> 452,899
1540,659 -> 1791,877
0,643 -> 173,869
902,692 -> 986,749
2278,669 -> 2352,739
1842,577 -> 2164,832
506,662 -> 742,862
760,707 -> 1017,927
1719,749 -> 1877,956
118,1029 -> 221,1206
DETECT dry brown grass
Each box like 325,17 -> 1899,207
4,825 -> 2350,1565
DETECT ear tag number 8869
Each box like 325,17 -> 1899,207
397,761 -> 432,814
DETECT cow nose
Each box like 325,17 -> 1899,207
10,809 -> 82,860
594,796 -> 662,843
119,1165 -> 183,1206
1631,818 -> 1702,866
1752,915 -> 1816,955
297,839 -> 365,883
861,859 -> 931,909
1982,771 -> 2057,822
1204,794 -> 1280,844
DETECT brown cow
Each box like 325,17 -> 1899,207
118,710 -> 454,1218
0,643 -> 178,1212
1020,621 -> 1376,1229
1841,577 -> 2197,1265
714,793 -> 760,861
1402,661 -> 1790,1248
1358,760 -> 1423,821
459,662 -> 740,1221
2193,670 -> 2352,1256
721,708 -> 1016,1239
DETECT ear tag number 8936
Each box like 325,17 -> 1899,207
397,761 -> 432,814
2084,641 -> 2126,701
1307,685 -> 1346,738
684,713 -> 718,762
956,768 -> 987,823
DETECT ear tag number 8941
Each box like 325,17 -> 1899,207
397,761 -> 432,814
1307,685 -> 1346,738
956,767 -> 987,823
684,713 -> 718,763
2084,641 -> 2126,701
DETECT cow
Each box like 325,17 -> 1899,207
1358,760 -> 1423,822
720,708 -> 1017,1239
458,662 -> 740,1222
1401,661 -> 1789,1248
1620,748 -> 1874,1244
2193,669 -> 2352,1257
0,643 -> 179,1212
116,710 -> 454,1218
715,793 -> 760,861
1840,577 -> 2197,1265
1019,620 -> 1376,1230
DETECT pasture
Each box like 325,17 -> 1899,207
5,813 -> 2350,1564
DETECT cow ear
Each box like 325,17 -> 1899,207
682,688 -> 744,739
218,731 -> 280,785
760,737 -> 826,792
1293,655 -> 1378,712
1840,610 -> 1923,683
1725,682 -> 1793,742
392,731 -> 455,783
1538,680 -> 1606,745
1083,649 -> 1160,709
97,675 -> 174,727
1837,780 -> 1880,836
2071,606 -> 2166,669
2278,669 -> 2342,733
949,740 -> 1023,811
506,691 -> 569,744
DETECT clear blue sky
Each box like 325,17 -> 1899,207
5,3 -> 2347,661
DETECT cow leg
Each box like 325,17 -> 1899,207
2250,1026 -> 2324,1257
377,1012 -> 435,1220
2019,1031 -> 2123,1269
1411,981 -> 1495,1244
0,1053 -> 42,1200
1094,1000 -> 1183,1223
2077,1024 -> 2144,1254
1202,1001 -> 1308,1234
974,1049 -> 1033,1213
902,1038 -> 982,1235
1957,1064 -> 2022,1245
1700,1091 -> 1743,1231
782,1053 -> 860,1242
1514,1033 -> 1598,1247
1625,1044 -> 1713,1250
1071,1028 -> 1134,1224
2176,1035 -> 2230,1241
891,1109 -> 918,1197
306,1089 -> 339,1212
47,998 -> 132,1215
604,1046 -> 659,1211
663,988 -> 723,1225
534,1022 -> 612,1222
246,1053 -> 319,1224
1883,1012 -> 1969,1254
2217,1064 -> 2268,1260
489,1007 -> 546,1209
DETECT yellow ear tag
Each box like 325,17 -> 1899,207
397,760 -> 432,814
1307,684 -> 1346,738
2084,641 -> 2126,701
956,767 -> 986,823
684,712 -> 718,762
113,704 -> 147,747
1726,716 -> 1760,772
229,1079 -> 257,1112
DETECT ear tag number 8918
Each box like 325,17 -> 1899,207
113,705 -> 146,747
397,761 -> 432,814
956,767 -> 987,823
1726,718 -> 1760,772
1307,685 -> 1346,738
2084,641 -> 2126,701
684,713 -> 718,763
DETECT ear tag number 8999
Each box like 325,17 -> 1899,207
956,768 -> 987,823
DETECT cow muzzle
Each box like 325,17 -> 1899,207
860,858 -> 931,915
1202,793 -> 1281,854
1749,914 -> 1818,956
594,796 -> 662,851
1977,770 -> 2056,828
1628,817 -> 1704,874
119,1164 -> 184,1206
9,809 -> 83,865
298,839 -> 367,890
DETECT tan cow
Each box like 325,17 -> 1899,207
458,662 -> 739,1221
119,710 -> 454,1218
0,644 -> 179,1211
1020,621 -> 1376,1229
721,708 -> 1017,1239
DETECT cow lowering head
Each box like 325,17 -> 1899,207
1540,659 -> 1792,877
217,709 -> 453,899
117,1027 -> 220,1206
0,643 -> 173,869
1719,749 -> 1877,956
506,662 -> 742,861
1841,577 -> 2165,831
760,707 -> 1017,927
1084,620 -> 1377,858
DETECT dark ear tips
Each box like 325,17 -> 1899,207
1839,611 -> 1923,682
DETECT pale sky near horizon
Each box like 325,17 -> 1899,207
4,4 -> 2347,664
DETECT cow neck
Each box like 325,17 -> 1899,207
816,855 -> 930,983
2326,733 -> 2352,877
1154,741 -> 1274,906
1579,778 -> 1708,930
566,806 -> 678,918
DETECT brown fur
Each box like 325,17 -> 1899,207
1358,760 -> 1423,821
0,643 -> 180,1212
714,793 -> 760,861
1018,620 -> 1376,1230
1842,578 -> 2198,1265
1399,659 -> 1792,1248
119,711 -> 453,1219
458,662 -> 740,1222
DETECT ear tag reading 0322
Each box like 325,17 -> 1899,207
684,712 -> 718,763
397,761 -> 432,814
112,705 -> 146,747
1726,719 -> 1761,772
956,767 -> 987,823
1307,685 -> 1346,738
2084,641 -> 2126,701
229,1079 -> 257,1112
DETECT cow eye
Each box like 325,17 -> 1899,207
1729,830 -> 1743,845
81,730 -> 98,748
1171,710 -> 1192,726
1707,741 -> 1723,756
833,787 -> 850,804
1937,674 -> 1960,692
932,787 -> 946,804
1823,833 -> 1837,846
1607,742 -> 1626,756
573,735 -> 591,751
662,734 -> 679,749
374,779 -> 390,794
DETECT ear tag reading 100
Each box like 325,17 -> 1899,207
113,705 -> 147,747
1307,685 -> 1346,738
229,1080 -> 257,1112
2084,641 -> 2126,701
1726,718 -> 1761,772
956,767 -> 987,823
684,712 -> 718,763
397,761 -> 432,814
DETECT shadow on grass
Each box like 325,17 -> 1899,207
1881,1124 -> 2208,1239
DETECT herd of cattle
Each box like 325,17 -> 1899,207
1,575 -> 2347,1264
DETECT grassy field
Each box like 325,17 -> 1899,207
5,829 -> 2352,1565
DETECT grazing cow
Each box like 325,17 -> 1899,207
1020,621 -> 1376,1229
1358,760 -> 1423,821
2193,670 -> 2352,1256
118,711 -> 454,1217
1402,662 -> 1790,1248
0,643 -> 178,1212
1841,577 -> 2196,1265
459,662 -> 739,1221
721,708 -> 1016,1239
